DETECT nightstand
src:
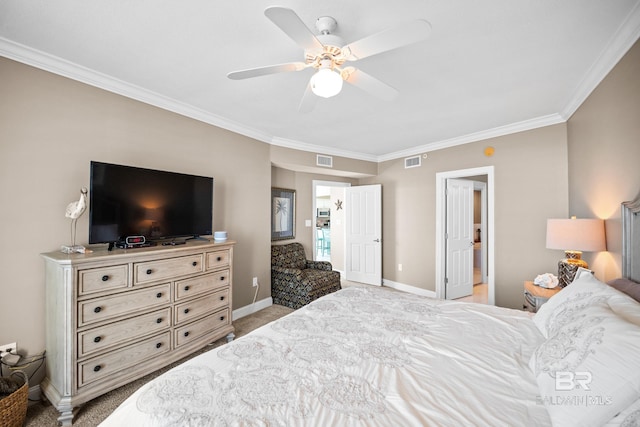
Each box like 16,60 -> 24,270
523,280 -> 562,313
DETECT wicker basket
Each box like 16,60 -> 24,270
0,371 -> 28,427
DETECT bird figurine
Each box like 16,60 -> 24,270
65,187 -> 88,219
61,187 -> 89,254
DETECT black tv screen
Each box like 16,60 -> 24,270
89,161 -> 213,244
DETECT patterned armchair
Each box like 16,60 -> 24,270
271,242 -> 341,309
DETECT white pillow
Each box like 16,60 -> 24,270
529,302 -> 640,427
533,274 -> 618,338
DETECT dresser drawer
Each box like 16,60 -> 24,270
78,284 -> 171,327
206,249 -> 230,271
174,309 -> 230,347
78,332 -> 171,388
134,254 -> 204,285
174,289 -> 229,325
79,265 -> 128,295
78,308 -> 171,358
175,271 -> 230,301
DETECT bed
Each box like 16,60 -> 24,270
101,197 -> 640,427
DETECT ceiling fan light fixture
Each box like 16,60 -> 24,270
228,7 -> 431,108
310,67 -> 343,98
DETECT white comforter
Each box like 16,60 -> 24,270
101,286 -> 552,426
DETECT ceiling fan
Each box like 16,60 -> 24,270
227,7 -> 432,111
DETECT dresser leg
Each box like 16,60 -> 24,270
226,332 -> 235,342
55,403 -> 79,426
42,380 -> 79,426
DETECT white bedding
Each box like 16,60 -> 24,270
101,286 -> 553,426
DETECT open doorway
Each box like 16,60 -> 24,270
435,166 -> 495,305
312,181 -> 351,274
463,179 -> 488,303
472,180 -> 488,286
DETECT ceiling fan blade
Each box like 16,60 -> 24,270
265,7 -> 325,53
227,62 -> 307,80
298,83 -> 318,113
342,19 -> 432,61
343,68 -> 399,101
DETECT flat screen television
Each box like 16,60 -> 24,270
89,161 -> 213,245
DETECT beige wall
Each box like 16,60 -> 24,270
474,190 -> 482,224
270,145 -> 377,178
567,39 -> 640,281
362,124 -> 570,308
0,58 -> 272,354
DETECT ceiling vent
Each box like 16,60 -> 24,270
317,154 -> 333,168
404,155 -> 421,169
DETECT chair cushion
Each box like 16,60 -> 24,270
272,243 -> 307,270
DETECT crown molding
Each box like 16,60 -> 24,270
377,113 -> 566,162
560,2 -> 640,119
269,136 -> 379,162
0,37 -> 274,145
0,37 -> 381,163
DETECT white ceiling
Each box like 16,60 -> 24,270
1,1 -> 639,162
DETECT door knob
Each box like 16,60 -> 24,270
373,238 -> 380,243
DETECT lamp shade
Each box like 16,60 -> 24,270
546,218 -> 606,252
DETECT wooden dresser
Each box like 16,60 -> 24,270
41,240 -> 235,426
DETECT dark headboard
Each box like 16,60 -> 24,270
622,194 -> 640,282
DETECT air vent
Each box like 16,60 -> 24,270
317,154 -> 333,168
404,155 -> 421,169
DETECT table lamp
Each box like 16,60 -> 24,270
546,217 -> 606,287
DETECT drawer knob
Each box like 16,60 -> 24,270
216,256 -> 222,262
220,276 -> 225,281
94,306 -> 102,313
156,342 -> 162,349
184,285 -> 190,291
220,316 -> 225,321
184,308 -> 190,314
146,269 -> 152,275
219,296 -> 225,301
93,336 -> 101,343
156,292 -> 162,298
156,318 -> 163,324
101,275 -> 109,282
184,331 -> 190,337
192,261 -> 197,267
93,365 -> 101,372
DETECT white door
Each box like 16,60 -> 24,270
345,185 -> 382,286
445,179 -> 474,299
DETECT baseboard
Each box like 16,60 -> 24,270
382,279 -> 437,298
232,297 -> 273,320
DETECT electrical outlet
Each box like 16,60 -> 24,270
0,342 -> 17,357
252,277 -> 258,287
398,264 -> 403,272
